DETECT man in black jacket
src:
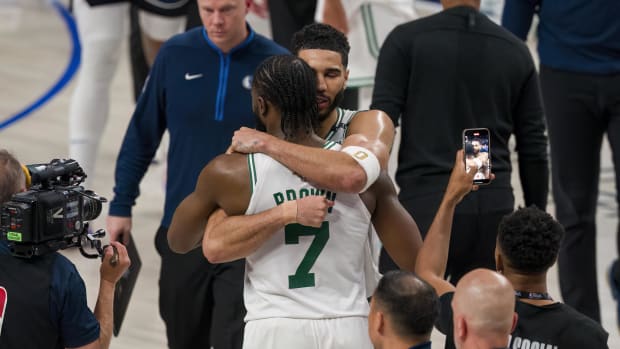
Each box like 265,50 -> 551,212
371,0 -> 549,282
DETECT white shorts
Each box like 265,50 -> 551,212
138,9 -> 186,41
75,0 -> 185,42
243,317 -> 372,349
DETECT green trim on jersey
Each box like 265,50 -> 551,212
324,108 -> 344,141
247,153 -> 257,193
326,107 -> 363,143
323,140 -> 338,150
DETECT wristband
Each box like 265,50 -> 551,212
341,146 -> 381,193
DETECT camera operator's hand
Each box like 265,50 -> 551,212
106,215 -> 132,245
100,241 -> 131,284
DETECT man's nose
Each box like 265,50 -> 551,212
316,74 -> 327,92
212,12 -> 224,25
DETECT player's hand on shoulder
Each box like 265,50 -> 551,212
228,127 -> 270,154
295,196 -> 334,228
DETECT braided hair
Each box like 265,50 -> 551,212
292,23 -> 350,67
252,55 -> 319,140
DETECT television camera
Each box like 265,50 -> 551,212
0,158 -> 108,259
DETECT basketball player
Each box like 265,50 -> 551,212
168,24 -> 422,286
170,54 -> 396,348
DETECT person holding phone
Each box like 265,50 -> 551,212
371,0 -> 549,283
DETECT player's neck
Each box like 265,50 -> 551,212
288,132 -> 325,148
379,334 -> 428,349
504,268 -> 555,305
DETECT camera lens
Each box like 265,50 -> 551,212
82,197 -> 102,221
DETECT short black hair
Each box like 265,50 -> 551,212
252,55 -> 319,140
373,270 -> 439,340
291,23 -> 350,67
0,149 -> 23,204
498,206 -> 564,273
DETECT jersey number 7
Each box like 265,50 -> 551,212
285,222 -> 330,289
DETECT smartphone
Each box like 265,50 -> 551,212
463,128 -> 491,185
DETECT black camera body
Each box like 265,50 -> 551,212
0,159 -> 107,258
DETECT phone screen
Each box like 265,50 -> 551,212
463,128 -> 491,184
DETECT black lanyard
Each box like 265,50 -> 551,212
515,290 -> 553,301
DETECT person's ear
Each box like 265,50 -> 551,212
257,96 -> 268,116
455,316 -> 467,341
495,245 -> 504,274
510,312 -> 518,333
376,311 -> 386,336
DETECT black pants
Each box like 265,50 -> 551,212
268,0 -> 316,50
155,226 -> 246,349
129,4 -> 149,102
540,65 -> 620,323
380,186 -> 514,284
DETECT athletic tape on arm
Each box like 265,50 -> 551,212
341,146 -> 380,193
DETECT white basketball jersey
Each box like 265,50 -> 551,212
324,108 -> 359,144
244,144 -> 372,321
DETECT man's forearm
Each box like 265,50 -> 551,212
168,194 -> 211,253
372,174 -> 423,272
93,280 -> 115,349
519,159 -> 549,210
263,137 -> 367,193
203,203 -> 295,263
416,198 -> 457,279
168,216 -> 208,253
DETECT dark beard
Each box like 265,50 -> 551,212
319,88 -> 345,122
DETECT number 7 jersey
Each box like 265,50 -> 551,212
244,147 -> 372,321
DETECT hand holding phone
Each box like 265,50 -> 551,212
463,128 -> 491,185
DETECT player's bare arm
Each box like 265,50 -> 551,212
415,151 -> 477,296
167,153 -> 249,253
203,195 -> 334,263
229,109 -> 394,193
361,172 -> 422,272
343,109 -> 394,169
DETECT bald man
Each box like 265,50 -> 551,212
416,151 -> 608,349
451,269 -> 516,348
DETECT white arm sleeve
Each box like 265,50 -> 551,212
341,146 -> 381,193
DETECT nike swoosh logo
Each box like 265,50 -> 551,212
185,73 -> 203,80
